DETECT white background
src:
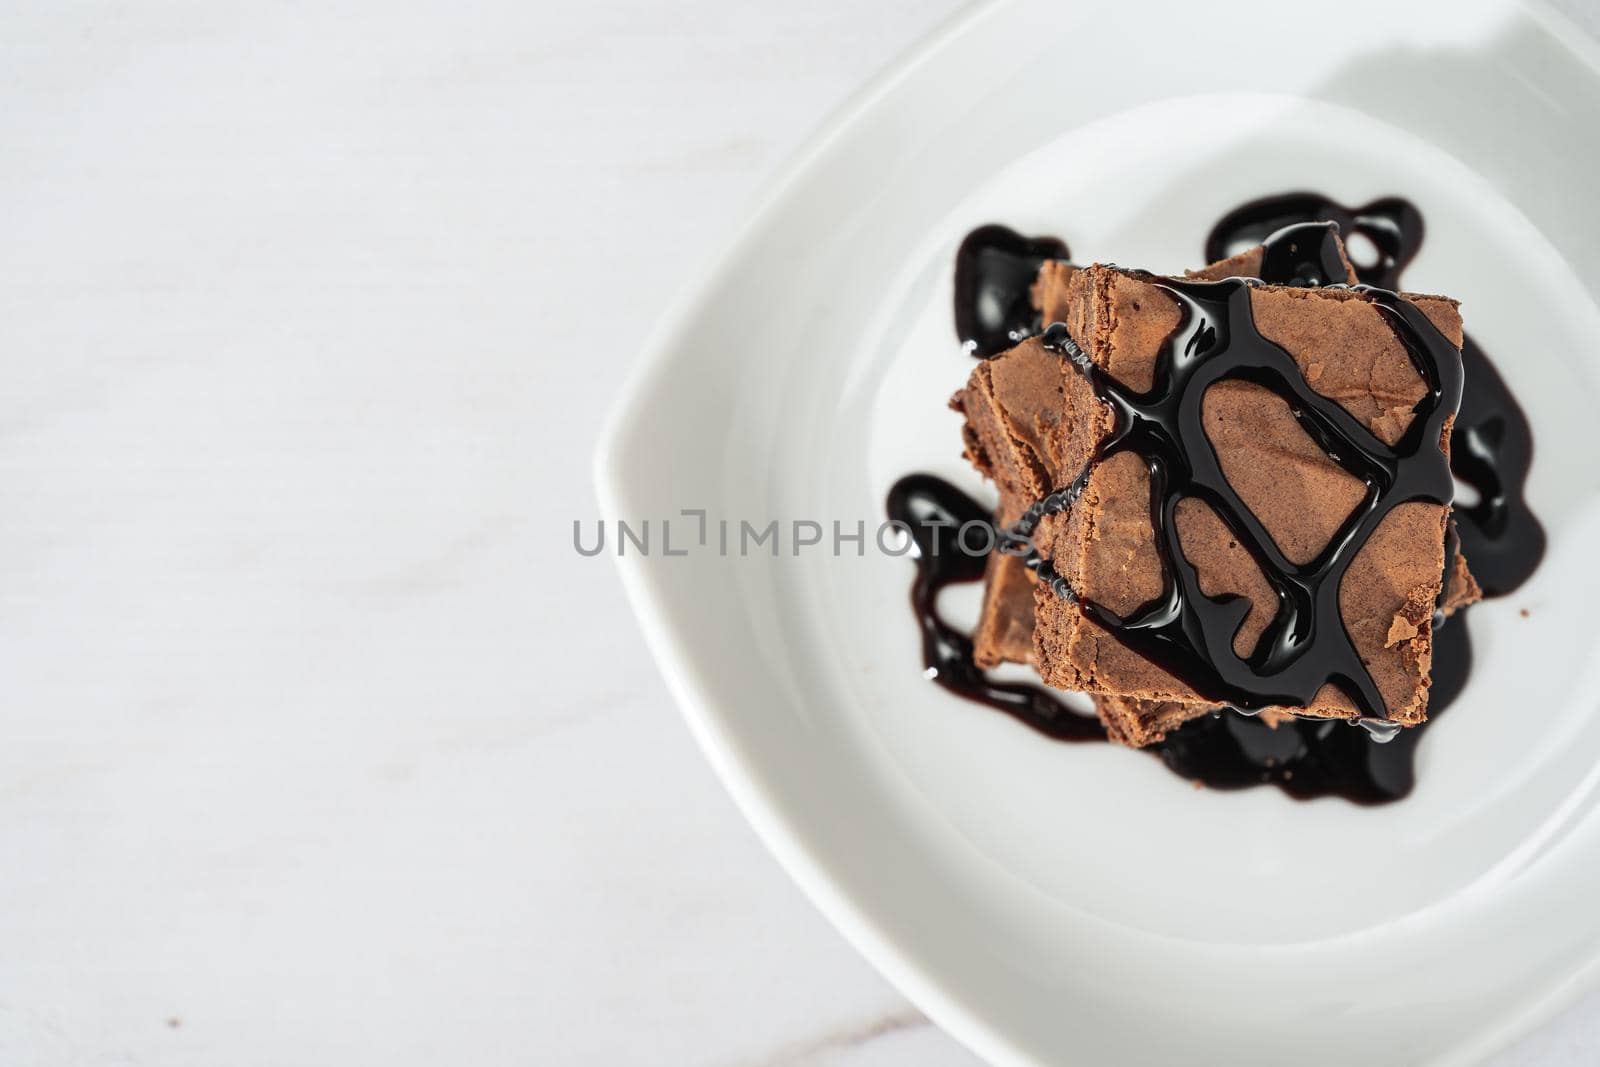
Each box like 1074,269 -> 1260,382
1,2 -> 1597,1064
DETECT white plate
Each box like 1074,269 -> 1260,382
596,1 -> 1600,1062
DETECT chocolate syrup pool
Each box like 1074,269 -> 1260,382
908,195 -> 1544,804
953,225 -> 1069,357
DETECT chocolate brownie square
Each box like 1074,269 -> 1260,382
1025,264 -> 1464,744
955,225 -> 1473,746
968,238 -> 1366,672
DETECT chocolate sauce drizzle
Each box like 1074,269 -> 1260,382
1451,336 -> 1545,595
953,225 -> 1069,357
886,475 -> 1102,741
1208,194 -> 1546,594
897,195 -> 1545,804
1206,192 -> 1424,291
1257,220 -> 1350,289
1020,280 -> 1462,720
886,473 -> 1451,803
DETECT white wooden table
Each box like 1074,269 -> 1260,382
0,2 -> 1594,1063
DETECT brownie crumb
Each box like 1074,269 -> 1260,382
1386,614 -> 1420,648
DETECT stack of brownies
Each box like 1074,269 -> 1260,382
952,227 -> 1479,747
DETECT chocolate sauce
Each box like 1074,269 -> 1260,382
886,475 -> 1103,741
1156,619 -> 1473,802
885,470 -> 1460,804
953,225 -> 1069,357
890,195 -> 1545,804
1209,194 -> 1546,594
1256,221 -> 1350,288
1453,336 -> 1546,594
1206,192 -> 1423,290
1024,281 -> 1461,720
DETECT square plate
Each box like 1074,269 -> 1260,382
596,1 -> 1600,1062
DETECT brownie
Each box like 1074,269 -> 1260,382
977,529 -> 1478,671
1034,265 -> 1463,742
955,250 -> 1469,746
970,243 -> 1363,671
973,552 -> 1036,669
1092,551 -> 1483,745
